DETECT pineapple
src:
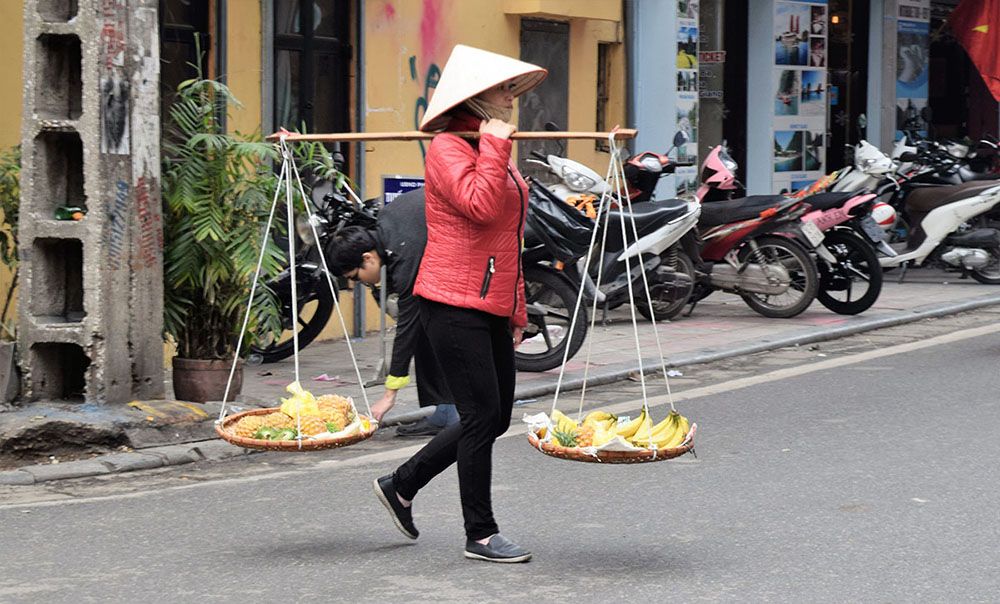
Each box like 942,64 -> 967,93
262,411 -> 294,430
234,415 -> 265,438
576,424 -> 595,447
297,416 -> 328,437
319,394 -> 356,423
552,428 -> 579,449
320,408 -> 348,432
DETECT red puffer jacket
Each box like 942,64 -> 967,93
413,111 -> 528,327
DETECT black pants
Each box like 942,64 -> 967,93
393,297 -> 516,540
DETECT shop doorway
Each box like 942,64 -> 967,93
825,0 -> 869,171
517,19 -> 569,180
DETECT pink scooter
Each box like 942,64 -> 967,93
697,145 -> 890,315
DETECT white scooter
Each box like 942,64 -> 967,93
878,163 -> 1000,284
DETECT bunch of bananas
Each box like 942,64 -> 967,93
540,408 -> 690,450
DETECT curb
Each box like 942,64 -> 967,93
3,295 -> 998,486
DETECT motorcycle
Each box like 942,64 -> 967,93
877,161 -> 1000,284
252,170 -> 588,372
693,145 -> 849,317
525,131 -> 701,322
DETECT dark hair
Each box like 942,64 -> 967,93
326,226 -> 378,276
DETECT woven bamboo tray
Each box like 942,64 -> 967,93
526,424 -> 696,464
217,407 -> 377,452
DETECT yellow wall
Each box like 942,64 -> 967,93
0,4 -> 23,150
0,3 -> 22,333
226,0 -> 264,137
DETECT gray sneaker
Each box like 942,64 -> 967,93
464,534 -> 532,563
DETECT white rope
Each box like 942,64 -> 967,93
572,149 -> 620,421
547,133 -> 680,450
549,142 -> 618,419
607,134 -> 650,433
612,139 -> 677,414
218,157 -> 288,422
279,141 -> 305,449
284,141 -> 373,417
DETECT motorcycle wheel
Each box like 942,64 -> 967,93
816,229 -> 883,315
635,249 -> 696,321
250,283 -> 336,364
970,248 -> 1000,284
737,236 -> 819,318
516,266 -> 588,372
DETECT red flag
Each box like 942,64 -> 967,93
950,0 -> 1000,101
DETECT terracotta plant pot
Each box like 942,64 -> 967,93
172,357 -> 244,403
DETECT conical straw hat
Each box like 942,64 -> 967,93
419,45 -> 548,132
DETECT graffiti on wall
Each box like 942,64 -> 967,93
107,180 -> 130,269
99,0 -> 130,154
134,176 -> 162,270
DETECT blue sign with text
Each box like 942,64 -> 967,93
382,175 -> 425,205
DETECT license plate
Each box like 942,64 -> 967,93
860,216 -> 886,242
800,221 -> 825,247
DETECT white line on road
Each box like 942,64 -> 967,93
4,322 -> 999,510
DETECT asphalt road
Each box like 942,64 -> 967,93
2,314 -> 999,603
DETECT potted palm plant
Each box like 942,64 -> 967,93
0,146 -> 19,405
161,75 -> 285,402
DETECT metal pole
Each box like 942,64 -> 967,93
366,264 -> 388,387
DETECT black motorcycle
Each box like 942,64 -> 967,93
252,178 -> 589,373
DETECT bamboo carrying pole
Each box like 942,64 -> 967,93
265,129 -> 637,142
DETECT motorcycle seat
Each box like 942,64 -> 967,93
698,195 -> 785,228
962,171 -> 1000,181
905,180 -> 999,213
800,191 -> 857,211
607,198 -> 691,230
704,194 -> 786,209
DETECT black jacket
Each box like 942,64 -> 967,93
375,189 -> 448,405
375,188 -> 426,299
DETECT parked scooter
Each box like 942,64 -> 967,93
686,196 -> 820,318
877,166 -> 1000,283
525,132 -> 701,321
696,145 -> 889,315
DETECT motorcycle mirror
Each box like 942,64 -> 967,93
672,130 -> 689,149
311,180 -> 334,208
857,113 -> 868,129
544,122 -> 560,132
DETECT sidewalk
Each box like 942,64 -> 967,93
2,267 -> 999,485
239,267 -> 1000,416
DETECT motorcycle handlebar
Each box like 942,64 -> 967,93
530,150 -> 547,160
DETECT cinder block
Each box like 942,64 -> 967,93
18,0 -> 164,405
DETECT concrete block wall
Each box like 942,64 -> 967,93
17,0 -> 164,404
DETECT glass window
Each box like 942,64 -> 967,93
275,49 -> 302,130
159,0 -> 209,125
275,0 -> 302,35
273,0 -> 351,135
